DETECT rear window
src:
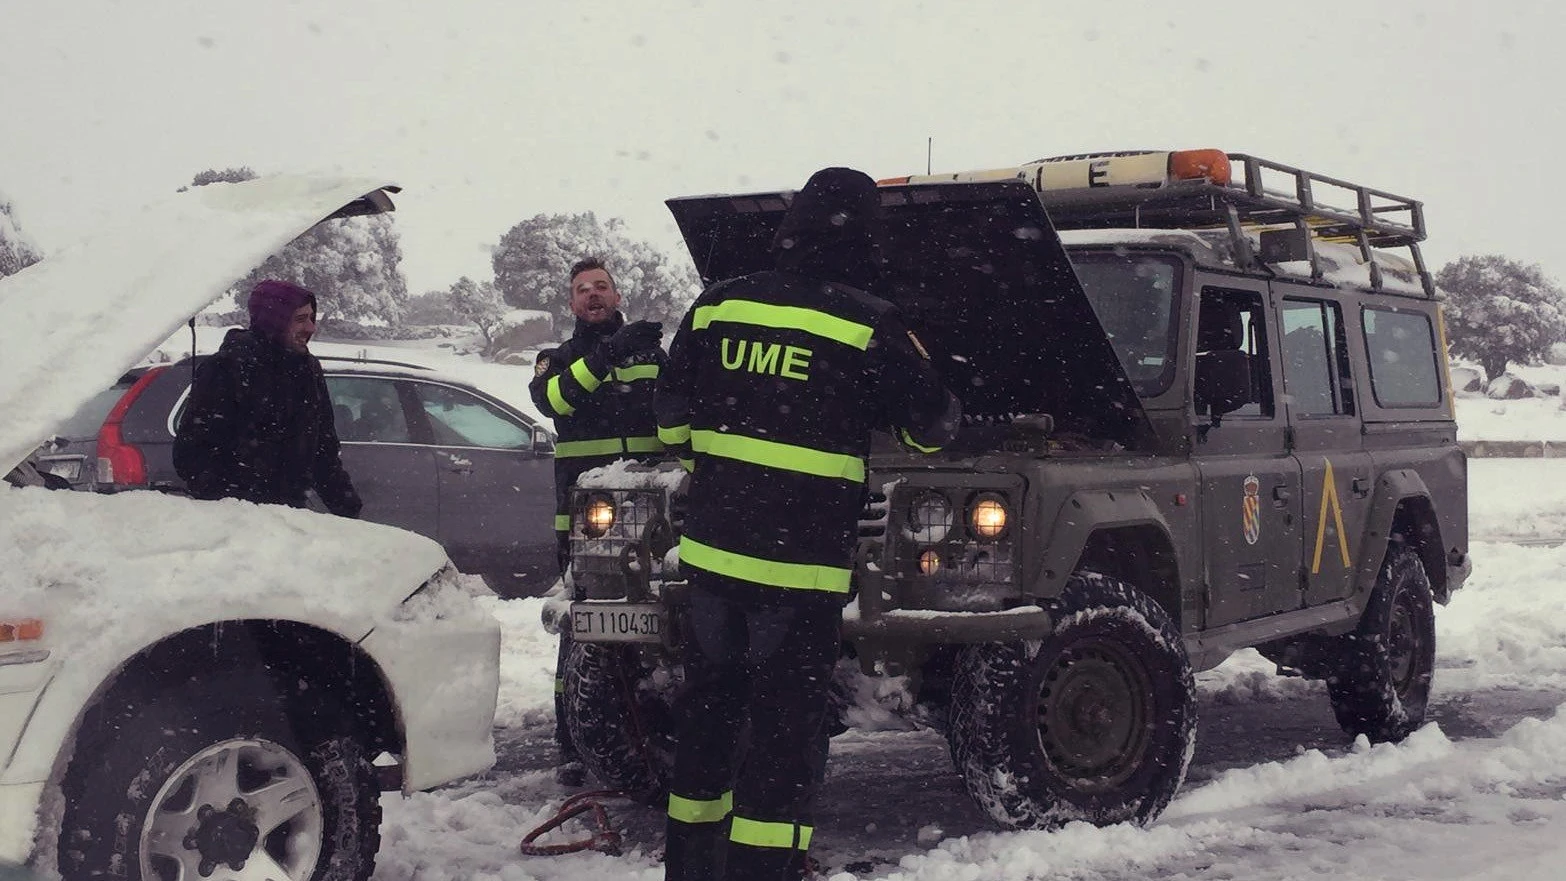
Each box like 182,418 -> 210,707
1362,306 -> 1442,407
51,382 -> 134,438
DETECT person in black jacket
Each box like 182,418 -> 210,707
528,256 -> 667,784
655,168 -> 961,881
173,280 -> 361,518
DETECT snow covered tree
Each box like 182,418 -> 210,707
491,212 -> 700,329
1437,255 -> 1566,381
446,276 -> 508,347
187,168 -> 411,328
0,192 -> 43,278
232,215 -> 411,328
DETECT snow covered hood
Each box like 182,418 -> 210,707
0,176 -> 398,471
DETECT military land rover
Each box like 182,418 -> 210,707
547,149 -> 1470,831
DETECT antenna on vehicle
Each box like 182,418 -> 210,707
927,137 -> 933,175
188,317 -> 198,385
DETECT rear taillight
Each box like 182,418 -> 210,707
96,367 -> 166,487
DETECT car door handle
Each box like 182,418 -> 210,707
1272,485 -> 1291,507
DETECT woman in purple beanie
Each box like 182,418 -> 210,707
172,279 -> 363,517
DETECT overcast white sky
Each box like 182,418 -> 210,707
2,0 -> 1562,296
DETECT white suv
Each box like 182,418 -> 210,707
0,178 -> 501,881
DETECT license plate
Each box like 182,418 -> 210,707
44,459 -> 80,481
570,602 -> 666,644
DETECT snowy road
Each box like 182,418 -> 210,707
371,461 -> 1566,880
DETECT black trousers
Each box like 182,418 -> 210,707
664,575 -> 841,881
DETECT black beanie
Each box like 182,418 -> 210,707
772,167 -> 884,288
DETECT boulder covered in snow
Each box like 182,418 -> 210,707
488,309 -> 553,358
1450,366 -> 1484,394
1486,373 -> 1537,400
1539,382 -> 1562,397
1546,341 -> 1566,366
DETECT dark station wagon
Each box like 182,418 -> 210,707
92,355 -> 560,595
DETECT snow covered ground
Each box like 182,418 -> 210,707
361,458 -> 1566,881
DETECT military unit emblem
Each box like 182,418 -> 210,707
1242,473 -> 1261,545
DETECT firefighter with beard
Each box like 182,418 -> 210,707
655,168 -> 961,880
529,256 -> 665,784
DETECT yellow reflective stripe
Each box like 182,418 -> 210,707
691,429 -> 864,482
668,791 -> 733,824
554,514 -> 571,531
679,458 -> 695,473
693,300 -> 874,351
570,357 -> 605,393
899,428 -> 942,454
554,438 -> 626,458
546,375 -> 574,416
553,678 -> 564,693
614,364 -> 660,382
625,436 -> 665,453
659,423 -> 692,445
680,537 -> 851,593
729,816 -> 812,850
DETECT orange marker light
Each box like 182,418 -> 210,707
0,618 -> 45,642
876,175 -> 912,186
1169,149 -> 1232,186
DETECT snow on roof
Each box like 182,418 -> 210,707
1058,227 -> 1428,296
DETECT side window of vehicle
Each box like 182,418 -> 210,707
1195,288 -> 1273,418
1281,299 -> 1355,416
412,382 -> 531,450
327,377 -> 413,443
1362,307 -> 1442,407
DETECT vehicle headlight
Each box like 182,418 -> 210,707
583,493 -> 616,538
968,494 -> 1009,541
908,491 -> 954,542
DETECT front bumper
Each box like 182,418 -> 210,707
360,613 -> 502,793
842,605 -> 1054,643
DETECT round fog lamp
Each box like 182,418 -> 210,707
583,493 -> 616,537
969,496 -> 1009,540
909,491 -> 954,542
918,549 -> 943,575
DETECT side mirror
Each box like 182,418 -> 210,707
1194,350 -> 1253,417
532,426 -> 555,454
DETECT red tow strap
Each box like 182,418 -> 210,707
519,789 -> 631,856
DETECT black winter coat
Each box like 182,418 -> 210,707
528,313 -> 667,531
656,270 -> 959,606
173,329 -> 362,517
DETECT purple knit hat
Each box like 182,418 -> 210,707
247,280 -> 317,341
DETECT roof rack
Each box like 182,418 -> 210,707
882,150 -> 1435,297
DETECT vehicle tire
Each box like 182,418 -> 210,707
482,572 -> 548,599
59,668 -> 381,881
561,642 -> 678,804
947,571 -> 1196,830
1326,545 -> 1435,743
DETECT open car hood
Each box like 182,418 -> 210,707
667,179 -> 1150,445
0,177 -> 398,472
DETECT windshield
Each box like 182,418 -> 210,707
1070,252 -> 1183,397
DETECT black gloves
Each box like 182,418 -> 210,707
602,320 -> 664,362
